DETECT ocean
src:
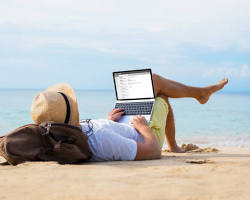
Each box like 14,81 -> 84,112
0,89 -> 250,148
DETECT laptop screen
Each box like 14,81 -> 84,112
113,69 -> 155,100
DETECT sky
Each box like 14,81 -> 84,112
0,0 -> 250,92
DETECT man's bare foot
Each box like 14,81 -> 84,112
169,145 -> 186,153
197,78 -> 229,104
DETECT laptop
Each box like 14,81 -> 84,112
113,69 -> 155,124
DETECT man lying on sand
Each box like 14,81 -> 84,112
30,73 -> 228,161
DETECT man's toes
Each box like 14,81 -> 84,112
218,78 -> 228,86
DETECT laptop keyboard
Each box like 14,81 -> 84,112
115,101 -> 154,115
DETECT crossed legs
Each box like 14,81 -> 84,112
152,73 -> 228,152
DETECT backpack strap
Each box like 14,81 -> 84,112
39,122 -> 77,152
39,123 -> 54,154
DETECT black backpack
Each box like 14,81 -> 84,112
0,122 -> 92,165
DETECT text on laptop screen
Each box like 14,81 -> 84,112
114,70 -> 154,100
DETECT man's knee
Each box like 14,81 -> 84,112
152,73 -> 161,96
152,73 -> 160,83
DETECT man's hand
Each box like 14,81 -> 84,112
131,116 -> 149,133
106,108 -> 125,122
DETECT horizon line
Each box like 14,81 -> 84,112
0,88 -> 250,94
0,87 -> 114,91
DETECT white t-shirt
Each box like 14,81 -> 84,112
80,119 -> 143,162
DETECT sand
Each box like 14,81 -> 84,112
1,147 -> 250,200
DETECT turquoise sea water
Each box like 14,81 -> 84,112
0,89 -> 250,148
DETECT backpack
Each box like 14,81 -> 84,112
0,122 -> 92,165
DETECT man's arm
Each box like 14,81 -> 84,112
131,116 -> 161,160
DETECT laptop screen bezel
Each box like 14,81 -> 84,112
113,68 -> 156,101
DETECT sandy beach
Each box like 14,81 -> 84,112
0,147 -> 250,200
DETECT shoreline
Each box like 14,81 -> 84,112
1,147 -> 250,200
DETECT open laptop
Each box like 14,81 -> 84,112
113,69 -> 155,124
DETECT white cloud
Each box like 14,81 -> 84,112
203,64 -> 250,78
0,0 -> 250,54
240,64 -> 250,77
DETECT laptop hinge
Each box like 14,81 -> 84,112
117,99 -> 155,103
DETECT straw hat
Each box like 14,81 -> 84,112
30,83 -> 79,126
